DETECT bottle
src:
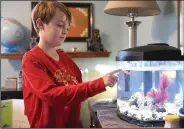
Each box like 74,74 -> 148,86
164,114 -> 180,128
17,71 -> 22,91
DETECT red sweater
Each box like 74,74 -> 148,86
22,46 -> 106,128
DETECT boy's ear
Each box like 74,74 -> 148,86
36,18 -> 44,30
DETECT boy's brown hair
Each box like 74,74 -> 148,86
32,0 -> 72,33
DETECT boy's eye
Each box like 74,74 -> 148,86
57,24 -> 64,27
57,24 -> 69,31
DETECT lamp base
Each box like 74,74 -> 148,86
125,21 -> 141,48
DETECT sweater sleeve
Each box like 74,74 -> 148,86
22,53 -> 106,108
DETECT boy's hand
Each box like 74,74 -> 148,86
102,69 -> 122,87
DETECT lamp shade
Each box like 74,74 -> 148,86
104,1 -> 161,17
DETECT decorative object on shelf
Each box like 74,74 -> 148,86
104,1 -> 161,48
29,37 -> 38,50
31,2 -> 93,42
1,17 -> 25,53
86,29 -> 104,52
72,47 -> 78,52
4,77 -> 17,89
17,71 -> 22,91
178,1 -> 184,55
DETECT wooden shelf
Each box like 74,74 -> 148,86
1,52 -> 24,59
0,52 -> 111,59
67,52 -> 111,58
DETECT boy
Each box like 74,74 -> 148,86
22,0 -> 121,128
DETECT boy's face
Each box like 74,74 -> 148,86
40,8 -> 69,47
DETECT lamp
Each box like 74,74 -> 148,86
104,1 -> 161,48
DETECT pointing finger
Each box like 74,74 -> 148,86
109,69 -> 122,75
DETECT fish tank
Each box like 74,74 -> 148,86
116,43 -> 184,127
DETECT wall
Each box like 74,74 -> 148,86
120,1 -> 178,48
1,1 -> 122,127
1,0 -> 178,127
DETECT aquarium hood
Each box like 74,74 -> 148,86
116,43 -> 184,61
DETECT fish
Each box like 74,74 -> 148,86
123,70 -> 130,75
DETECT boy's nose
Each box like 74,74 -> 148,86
62,28 -> 68,34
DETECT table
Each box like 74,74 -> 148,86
1,88 -> 23,100
88,99 -> 141,128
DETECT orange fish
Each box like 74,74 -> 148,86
123,70 -> 130,75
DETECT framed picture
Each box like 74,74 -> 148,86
31,2 -> 93,42
178,1 -> 184,55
